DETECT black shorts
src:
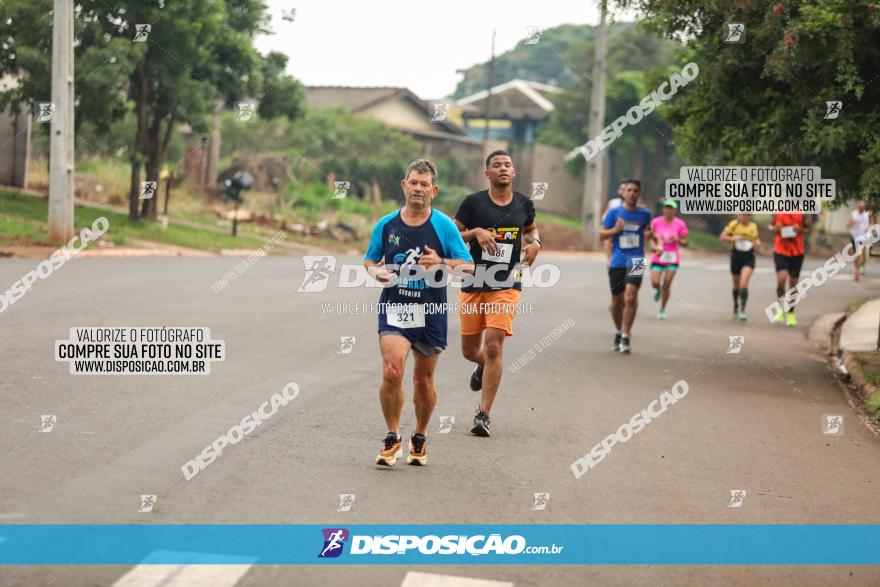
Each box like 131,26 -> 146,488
773,252 -> 804,277
608,267 -> 643,296
730,251 -> 756,275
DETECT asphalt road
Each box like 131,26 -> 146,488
1,251 -> 879,586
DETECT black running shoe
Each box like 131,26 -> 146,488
469,364 -> 484,392
612,333 -> 622,351
619,334 -> 631,354
471,409 -> 491,437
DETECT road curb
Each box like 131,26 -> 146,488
824,306 -> 880,435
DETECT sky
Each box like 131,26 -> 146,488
256,1 -> 639,99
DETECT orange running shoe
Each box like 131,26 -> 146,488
407,433 -> 427,466
376,432 -> 402,466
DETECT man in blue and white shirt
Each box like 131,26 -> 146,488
364,159 -> 472,468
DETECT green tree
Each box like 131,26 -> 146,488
538,24 -> 680,205
617,0 -> 880,205
0,0 -> 303,222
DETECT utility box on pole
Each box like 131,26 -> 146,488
579,3 -> 609,250
48,0 -> 75,244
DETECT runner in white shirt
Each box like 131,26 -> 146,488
848,201 -> 872,282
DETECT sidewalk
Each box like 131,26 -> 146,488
840,299 -> 880,352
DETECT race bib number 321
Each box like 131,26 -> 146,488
387,305 -> 426,329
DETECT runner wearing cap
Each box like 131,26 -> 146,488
649,200 -> 688,320
720,213 -> 762,321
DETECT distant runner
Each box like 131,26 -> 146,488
649,200 -> 688,320
599,180 -> 653,353
364,159 -> 473,466
602,180 -> 627,267
848,201 -> 871,281
454,149 -> 541,437
720,213 -> 762,321
769,212 -> 806,327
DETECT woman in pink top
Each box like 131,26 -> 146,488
649,200 -> 689,319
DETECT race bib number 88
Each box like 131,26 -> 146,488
482,243 -> 513,263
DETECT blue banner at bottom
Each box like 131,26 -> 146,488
0,525 -> 878,565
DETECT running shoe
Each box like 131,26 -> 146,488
855,271 -> 861,282
375,432 -> 402,466
786,312 -> 797,327
469,364 -> 484,392
407,433 -> 427,466
654,288 -> 660,302
737,311 -> 747,321
619,334 -> 632,354
612,332 -> 621,351
471,409 -> 491,437
773,310 -> 785,324
860,265 -> 866,275
657,309 -> 667,320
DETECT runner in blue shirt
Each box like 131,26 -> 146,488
364,159 -> 473,468
599,179 -> 653,354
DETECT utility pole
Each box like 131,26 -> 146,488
579,2 -> 609,250
48,0 -> 75,244
482,29 -> 496,147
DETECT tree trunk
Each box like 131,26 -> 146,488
140,112 -> 167,220
128,158 -> 141,222
646,136 -> 666,211
129,62 -> 149,222
371,178 -> 382,220
633,133 -> 644,186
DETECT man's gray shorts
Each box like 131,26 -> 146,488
379,331 -> 444,357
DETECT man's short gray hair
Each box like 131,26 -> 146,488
404,159 -> 437,185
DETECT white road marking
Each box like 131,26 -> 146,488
401,571 -> 514,587
111,551 -> 253,587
